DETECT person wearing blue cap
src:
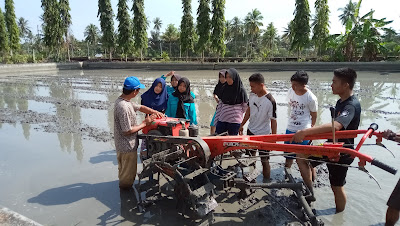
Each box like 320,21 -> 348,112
114,76 -> 164,190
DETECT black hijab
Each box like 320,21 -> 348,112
172,77 -> 194,118
213,69 -> 227,98
220,68 -> 248,105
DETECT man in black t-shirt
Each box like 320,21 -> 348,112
291,68 -> 360,213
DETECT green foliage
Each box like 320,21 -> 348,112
17,17 -> 31,40
262,22 -> 278,56
196,0 -> 211,55
132,0 -> 148,59
211,0 -> 226,58
225,17 -> 244,57
0,7 -> 9,54
41,0 -> 63,55
98,0 -> 115,55
59,0 -> 71,38
180,0 -> 194,57
244,9 -> 263,58
117,0 -> 133,55
161,51 -> 170,61
291,0 -> 310,56
5,0 -> 20,53
312,0 -> 330,56
153,17 -> 162,32
162,24 -> 179,56
338,0 -> 356,32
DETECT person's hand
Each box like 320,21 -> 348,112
214,96 -> 219,103
382,129 -> 394,139
166,71 -> 175,77
144,115 -> 153,126
290,130 -> 306,143
152,111 -> 165,119
239,126 -> 244,135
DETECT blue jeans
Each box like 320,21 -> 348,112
216,121 -> 241,135
284,129 -> 310,159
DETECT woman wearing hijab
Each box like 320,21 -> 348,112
214,68 -> 248,135
210,69 -> 227,135
161,71 -> 196,97
161,71 -> 182,95
141,78 -> 169,113
165,77 -> 197,125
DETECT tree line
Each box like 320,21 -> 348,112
1,0 -> 400,63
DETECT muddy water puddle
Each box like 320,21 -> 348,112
1,69 -> 400,225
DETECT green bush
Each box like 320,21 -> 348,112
161,51 -> 170,61
11,54 -> 29,64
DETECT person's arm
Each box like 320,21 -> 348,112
213,94 -> 219,103
239,107 -> 250,135
161,71 -> 175,80
271,119 -> 277,134
310,111 -> 317,127
382,130 -> 400,143
123,115 -> 153,136
139,105 -> 164,118
291,121 -> 343,143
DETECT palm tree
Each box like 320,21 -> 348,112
338,1 -> 356,26
84,24 -> 100,57
244,9 -> 263,58
17,17 -> 31,41
263,22 -> 277,50
162,24 -> 179,56
230,16 -> 243,57
338,0 -> 359,34
153,17 -> 162,55
153,17 -> 162,32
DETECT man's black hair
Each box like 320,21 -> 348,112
333,68 -> 357,90
290,71 -> 309,85
122,88 -> 137,95
249,73 -> 265,84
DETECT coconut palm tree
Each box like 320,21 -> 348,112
228,17 -> 244,57
153,17 -> 162,55
162,24 -> 179,57
244,9 -> 263,58
17,17 -> 31,41
84,24 -> 100,57
338,1 -> 356,27
153,17 -> 162,32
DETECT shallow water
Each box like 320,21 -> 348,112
1,69 -> 400,225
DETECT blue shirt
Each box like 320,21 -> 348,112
165,94 -> 198,125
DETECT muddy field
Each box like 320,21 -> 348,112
1,69 -> 400,225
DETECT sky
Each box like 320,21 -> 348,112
0,0 -> 399,41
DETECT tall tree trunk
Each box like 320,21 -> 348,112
245,40 -> 248,59
160,42 -> 162,57
297,48 -> 300,61
67,43 -> 70,62
169,42 -> 172,57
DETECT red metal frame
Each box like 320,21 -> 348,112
143,118 -> 385,168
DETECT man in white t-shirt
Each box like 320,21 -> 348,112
239,73 -> 277,180
284,71 -> 318,197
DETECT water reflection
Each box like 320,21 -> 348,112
49,78 -> 84,161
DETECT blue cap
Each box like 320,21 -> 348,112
123,76 -> 145,90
